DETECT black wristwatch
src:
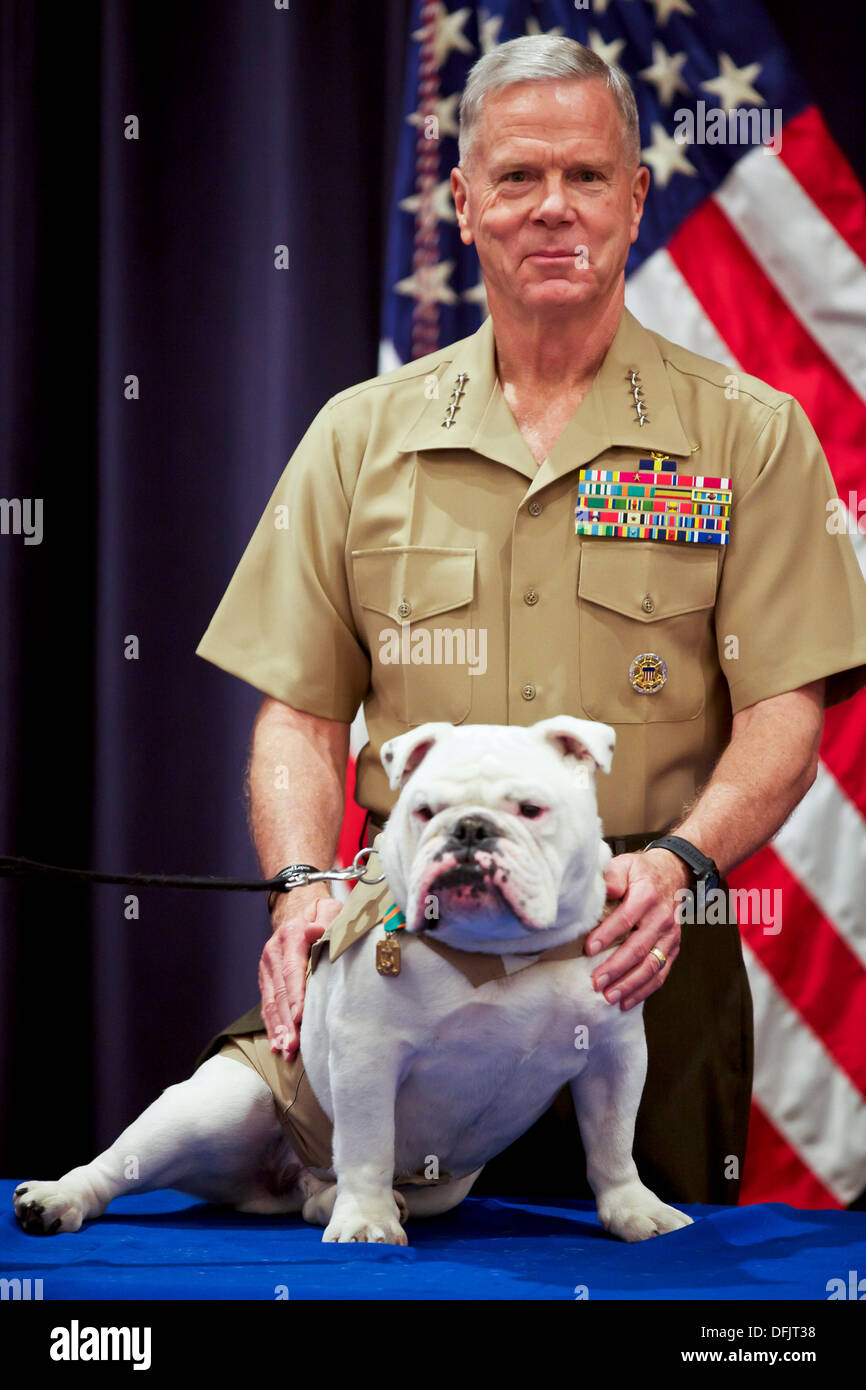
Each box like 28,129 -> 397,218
643,835 -> 720,893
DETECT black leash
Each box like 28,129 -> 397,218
0,849 -> 385,896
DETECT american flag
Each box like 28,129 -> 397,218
341,0 -> 866,1209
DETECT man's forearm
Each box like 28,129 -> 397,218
247,697 -> 350,911
664,679 -> 825,879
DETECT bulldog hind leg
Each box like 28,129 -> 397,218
400,1167 -> 484,1218
13,1055 -> 301,1234
570,1029 -> 693,1243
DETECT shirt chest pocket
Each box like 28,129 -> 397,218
577,542 -> 720,723
352,546 -> 477,726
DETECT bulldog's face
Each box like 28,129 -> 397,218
377,717 -> 615,953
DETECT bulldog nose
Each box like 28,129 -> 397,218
446,814 -> 498,859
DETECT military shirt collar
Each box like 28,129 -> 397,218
397,307 -> 693,484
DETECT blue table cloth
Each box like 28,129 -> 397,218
3,1181 -> 865,1300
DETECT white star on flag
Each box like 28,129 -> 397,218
462,277 -> 489,317
395,260 -> 459,306
591,0 -> 634,12
399,179 -> 457,226
406,92 -> 461,141
639,41 -> 690,106
702,52 -> 765,110
588,29 -> 626,68
412,4 -> 474,68
641,121 -> 698,188
648,0 -> 695,25
478,7 -> 504,53
526,18 -> 564,38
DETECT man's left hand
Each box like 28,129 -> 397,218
585,849 -> 690,1010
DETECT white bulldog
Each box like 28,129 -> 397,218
13,716 -> 692,1244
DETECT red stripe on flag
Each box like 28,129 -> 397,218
667,197 -> 866,501
740,1100 -> 844,1209
336,754 -> 367,872
820,691 -> 866,813
778,106 -> 866,266
731,845 -> 866,1098
669,201 -> 866,815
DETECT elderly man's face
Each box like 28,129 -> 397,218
452,79 -> 649,317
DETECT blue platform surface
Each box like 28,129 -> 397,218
2,1181 -> 864,1300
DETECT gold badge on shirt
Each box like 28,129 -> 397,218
629,653 -> 668,695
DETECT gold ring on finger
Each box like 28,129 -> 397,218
649,946 -> 667,970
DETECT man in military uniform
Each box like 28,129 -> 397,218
194,37 -> 866,1205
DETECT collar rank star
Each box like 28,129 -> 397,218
575,453 -> 732,546
627,369 -> 649,428
375,902 -> 406,976
441,372 -> 468,429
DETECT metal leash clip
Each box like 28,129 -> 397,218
270,846 -> 386,897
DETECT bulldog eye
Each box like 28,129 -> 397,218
519,802 -> 544,819
414,805 -> 435,821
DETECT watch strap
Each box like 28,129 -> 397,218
644,835 -> 720,888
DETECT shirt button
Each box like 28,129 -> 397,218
397,598 -> 412,619
521,683 -> 536,701
524,588 -> 539,606
641,594 -> 655,614
528,500 -> 543,516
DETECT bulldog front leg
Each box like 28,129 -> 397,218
569,1023 -> 693,1243
321,1031 -> 412,1246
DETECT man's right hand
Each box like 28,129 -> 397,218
259,887 -> 344,1061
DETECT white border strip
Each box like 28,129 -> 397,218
627,250 -> 866,575
714,150 -> 866,402
772,762 -> 866,968
744,944 -> 866,1204
626,249 -> 740,367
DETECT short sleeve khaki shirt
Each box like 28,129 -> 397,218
196,309 -> 866,836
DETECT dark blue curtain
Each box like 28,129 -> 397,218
0,0 -> 410,1173
1,0 -> 862,1179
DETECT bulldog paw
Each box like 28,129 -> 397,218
13,1181 -> 85,1235
322,1193 -> 409,1245
597,1183 -> 693,1243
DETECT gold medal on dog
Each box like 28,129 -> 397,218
375,903 -> 407,976
376,935 -> 402,975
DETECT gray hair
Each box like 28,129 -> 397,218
458,35 -> 641,169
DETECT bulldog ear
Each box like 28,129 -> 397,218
531,716 -> 615,775
380,722 -> 454,790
